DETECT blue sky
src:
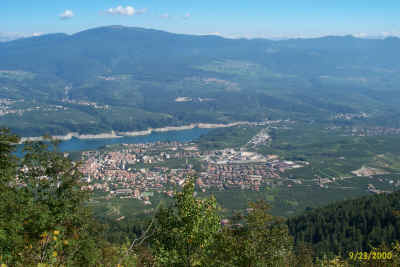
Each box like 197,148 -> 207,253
1,0 -> 399,39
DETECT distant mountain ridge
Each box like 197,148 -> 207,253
2,25 -> 399,81
1,25 -> 400,136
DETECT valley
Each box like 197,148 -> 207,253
4,1 -> 400,265
80,122 -> 400,220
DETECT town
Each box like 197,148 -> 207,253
78,136 -> 308,203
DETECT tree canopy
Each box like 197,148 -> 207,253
2,128 -> 400,266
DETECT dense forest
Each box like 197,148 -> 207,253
288,191 -> 400,258
2,128 -> 400,266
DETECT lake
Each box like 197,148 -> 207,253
17,128 -> 211,154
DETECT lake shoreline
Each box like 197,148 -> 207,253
19,121 -> 250,143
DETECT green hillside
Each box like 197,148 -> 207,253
1,26 -> 400,136
288,191 -> 400,259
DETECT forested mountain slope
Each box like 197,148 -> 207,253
288,191 -> 400,258
1,26 -> 400,136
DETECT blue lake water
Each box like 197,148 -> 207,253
18,128 -> 211,154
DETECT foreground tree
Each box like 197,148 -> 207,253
208,200 -> 294,267
149,178 -> 221,266
0,129 -> 21,262
146,180 -> 296,267
0,130 -> 119,266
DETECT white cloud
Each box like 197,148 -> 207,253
351,31 -> 400,39
60,10 -> 74,20
353,33 -> 368,38
184,13 -> 191,19
380,31 -> 400,37
201,32 -> 223,36
0,33 -> 21,42
0,32 -> 47,42
32,32 -> 44,37
107,6 -> 146,16
161,13 -> 170,19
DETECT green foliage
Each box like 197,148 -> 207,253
150,178 -> 221,266
208,200 -> 294,267
287,191 -> 400,259
5,128 -> 400,266
196,125 -> 262,150
0,129 -> 126,266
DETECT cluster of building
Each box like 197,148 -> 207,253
247,128 -> 271,147
332,112 -> 369,120
79,142 -> 202,196
349,126 -> 400,137
198,160 -> 301,191
202,149 -> 269,164
61,99 -> 110,110
0,98 -> 68,117
0,98 -> 17,116
78,139 -> 307,202
175,96 -> 216,103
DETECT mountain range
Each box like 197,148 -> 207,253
1,25 -> 400,136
